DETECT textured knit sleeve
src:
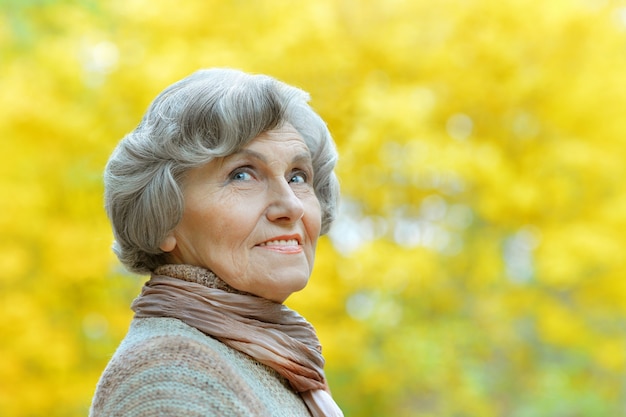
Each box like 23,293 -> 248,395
90,335 -> 269,417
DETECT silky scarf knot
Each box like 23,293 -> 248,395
131,266 -> 343,417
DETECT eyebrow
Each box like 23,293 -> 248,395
235,149 -> 313,165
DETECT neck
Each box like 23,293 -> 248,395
153,264 -> 251,296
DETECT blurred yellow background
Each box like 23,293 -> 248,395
2,0 -> 626,415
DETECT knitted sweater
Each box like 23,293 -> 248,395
90,316 -> 312,416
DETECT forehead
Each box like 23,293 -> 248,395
181,123 -> 315,192
238,123 -> 311,159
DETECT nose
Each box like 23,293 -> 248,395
265,178 -> 305,223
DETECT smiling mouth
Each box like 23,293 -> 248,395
257,239 -> 300,247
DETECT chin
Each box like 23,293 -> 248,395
269,279 -> 309,303
291,275 -> 310,291
290,281 -> 310,297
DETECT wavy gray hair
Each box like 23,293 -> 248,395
104,68 -> 339,274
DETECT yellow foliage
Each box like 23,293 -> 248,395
3,0 -> 626,415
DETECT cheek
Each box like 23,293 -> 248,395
306,198 -> 323,239
212,206 -> 259,249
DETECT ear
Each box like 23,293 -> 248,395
159,234 -> 177,252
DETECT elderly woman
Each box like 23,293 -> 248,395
90,69 -> 343,417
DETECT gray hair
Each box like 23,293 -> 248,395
104,68 -> 339,274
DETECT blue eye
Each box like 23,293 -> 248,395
231,170 -> 253,181
289,172 -> 308,184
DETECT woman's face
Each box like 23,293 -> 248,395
162,123 -> 322,303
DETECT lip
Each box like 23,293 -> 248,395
255,234 -> 304,254
256,234 -> 303,246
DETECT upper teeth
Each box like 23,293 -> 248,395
259,239 -> 299,246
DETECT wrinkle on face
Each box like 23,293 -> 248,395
162,123 -> 321,303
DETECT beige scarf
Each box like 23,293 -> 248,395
131,264 -> 343,417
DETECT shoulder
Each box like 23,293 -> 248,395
90,318 -> 269,417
